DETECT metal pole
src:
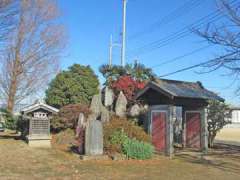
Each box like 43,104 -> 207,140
109,35 -> 113,67
121,0 -> 127,67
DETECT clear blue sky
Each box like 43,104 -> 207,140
58,0 -> 239,105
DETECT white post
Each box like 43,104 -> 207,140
121,0 -> 127,67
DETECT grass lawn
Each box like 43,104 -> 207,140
0,132 -> 240,180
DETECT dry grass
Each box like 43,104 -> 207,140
0,132 -> 240,180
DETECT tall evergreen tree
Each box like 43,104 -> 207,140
45,64 -> 99,108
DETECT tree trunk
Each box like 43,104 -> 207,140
7,56 -> 20,113
1,0 -> 64,112
208,132 -> 216,148
7,73 -> 17,113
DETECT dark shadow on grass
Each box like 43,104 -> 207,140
175,143 -> 240,174
55,143 -> 82,156
0,132 -> 23,140
69,145 -> 80,154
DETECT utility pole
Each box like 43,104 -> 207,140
109,35 -> 121,67
109,35 -> 113,67
121,0 -> 127,67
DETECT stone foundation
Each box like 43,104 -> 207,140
27,135 -> 51,148
80,155 -> 109,161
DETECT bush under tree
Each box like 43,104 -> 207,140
103,116 -> 151,153
122,138 -> 154,160
51,104 -> 91,133
45,64 -> 99,108
0,108 -> 16,130
207,100 -> 231,147
108,129 -> 154,160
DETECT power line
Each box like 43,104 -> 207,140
127,0 -> 238,59
150,44 -> 212,69
127,11 -> 221,57
128,0 -> 205,40
158,52 -> 238,77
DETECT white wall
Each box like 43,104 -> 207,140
225,110 -> 240,128
231,110 -> 240,123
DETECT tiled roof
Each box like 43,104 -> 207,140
137,78 -> 224,101
21,101 -> 59,114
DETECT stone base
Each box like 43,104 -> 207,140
80,155 -> 109,161
27,135 -> 51,148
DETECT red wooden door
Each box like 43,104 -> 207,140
186,112 -> 201,149
152,111 -> 166,152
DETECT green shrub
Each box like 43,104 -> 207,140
16,117 -> 29,137
104,116 -> 150,148
103,116 -> 153,158
122,138 -> 154,160
0,108 -> 17,130
107,130 -> 128,153
110,130 -> 128,145
103,116 -> 151,153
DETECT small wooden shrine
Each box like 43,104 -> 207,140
136,79 -> 224,156
21,100 -> 59,148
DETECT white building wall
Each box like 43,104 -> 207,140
225,109 -> 240,128
231,110 -> 240,123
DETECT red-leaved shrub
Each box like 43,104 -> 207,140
111,75 -> 146,102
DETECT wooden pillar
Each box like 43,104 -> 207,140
147,109 -> 152,134
201,108 -> 208,154
182,108 -> 186,148
166,105 -> 174,157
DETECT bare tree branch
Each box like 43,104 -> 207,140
195,0 -> 240,92
0,0 -> 17,43
0,0 -> 66,112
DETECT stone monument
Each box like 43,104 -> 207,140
115,91 -> 127,118
104,86 -> 114,107
101,106 -> 110,123
85,120 -> 103,156
76,113 -> 86,154
89,94 -> 102,119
